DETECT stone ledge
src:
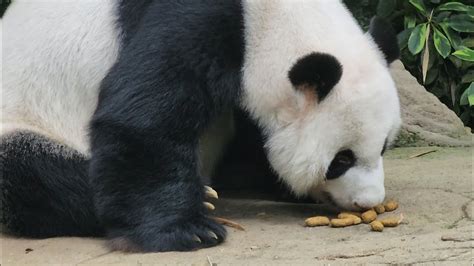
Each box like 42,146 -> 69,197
391,61 -> 472,147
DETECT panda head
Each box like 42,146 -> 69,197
241,2 -> 401,211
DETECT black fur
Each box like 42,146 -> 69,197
213,110 -> 313,203
0,132 -> 103,237
325,149 -> 356,180
369,16 -> 400,64
87,0 -> 245,252
1,1 -> 399,253
1,0 -> 11,17
116,0 -> 153,46
288,53 -> 343,102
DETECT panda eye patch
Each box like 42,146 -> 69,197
326,150 -> 356,180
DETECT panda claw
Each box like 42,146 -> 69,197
203,201 -> 215,211
208,231 -> 218,240
204,185 -> 218,199
192,234 -> 202,243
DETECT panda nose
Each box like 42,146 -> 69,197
352,189 -> 385,210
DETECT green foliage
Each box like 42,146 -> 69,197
409,23 -> 429,55
346,0 -> 473,128
344,0 -> 381,30
460,83 -> 474,106
394,0 -> 473,127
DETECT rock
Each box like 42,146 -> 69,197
390,61 -> 472,147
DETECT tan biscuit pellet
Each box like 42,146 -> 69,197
330,218 -> 354,227
380,214 -> 404,227
384,200 -> 399,212
374,204 -> 385,214
339,211 -> 362,218
305,216 -> 330,227
361,209 -> 377,223
337,213 -> 362,224
370,220 -> 384,232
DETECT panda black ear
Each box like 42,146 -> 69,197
369,16 -> 400,64
288,53 -> 342,102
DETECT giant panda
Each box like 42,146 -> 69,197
1,0 -> 401,252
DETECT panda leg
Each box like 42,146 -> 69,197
90,107 -> 227,252
0,131 -> 103,237
89,68 -> 234,252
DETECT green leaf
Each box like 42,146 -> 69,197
408,23 -> 429,55
434,11 -> 451,23
460,60 -> 474,71
449,55 -> 463,68
433,28 -> 451,58
460,110 -> 471,125
422,24 -> 431,84
439,23 -> 463,49
405,15 -> 417,29
460,83 -> 474,106
462,71 -> 474,84
427,40 -> 438,69
462,38 -> 474,48
468,9 -> 474,19
398,28 -> 414,49
453,46 -> 474,62
377,0 -> 397,18
409,0 -> 428,15
447,14 -> 474,32
437,2 -> 472,12
425,66 -> 439,85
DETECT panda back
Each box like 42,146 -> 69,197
2,0 -> 121,155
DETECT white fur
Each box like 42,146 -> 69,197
242,0 -> 401,210
2,0 -> 121,155
1,0 -> 232,175
310,157 -> 386,210
3,0 -> 401,210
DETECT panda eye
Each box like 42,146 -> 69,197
336,153 -> 353,165
326,150 -> 356,180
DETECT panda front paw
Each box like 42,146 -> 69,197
106,185 -> 224,252
107,213 -> 226,252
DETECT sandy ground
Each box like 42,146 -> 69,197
1,147 -> 472,265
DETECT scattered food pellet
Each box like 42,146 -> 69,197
330,218 -> 354,227
374,204 -> 385,214
370,220 -> 384,232
339,211 -> 362,218
337,213 -> 362,224
361,209 -> 377,223
303,200 -> 403,232
384,200 -> 399,212
380,214 -> 404,227
305,216 -> 330,227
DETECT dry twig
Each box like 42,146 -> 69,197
213,217 -> 245,231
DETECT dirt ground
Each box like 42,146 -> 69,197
1,147 -> 472,265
